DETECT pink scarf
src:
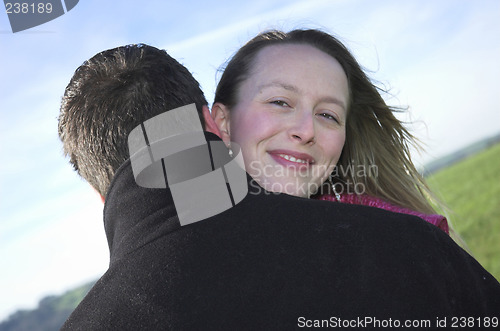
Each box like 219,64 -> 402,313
317,193 -> 449,234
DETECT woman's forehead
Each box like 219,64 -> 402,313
243,44 -> 349,102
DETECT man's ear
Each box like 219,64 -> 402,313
206,103 -> 231,145
90,185 -> 105,204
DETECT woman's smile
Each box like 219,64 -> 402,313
221,44 -> 349,197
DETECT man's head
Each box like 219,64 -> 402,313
58,44 -> 208,197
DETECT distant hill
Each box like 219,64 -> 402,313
426,141 -> 500,281
422,132 -> 500,176
0,281 -> 95,331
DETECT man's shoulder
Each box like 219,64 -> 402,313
237,189 -> 440,234
63,188 -> 500,329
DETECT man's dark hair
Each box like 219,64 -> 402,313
58,44 -> 208,197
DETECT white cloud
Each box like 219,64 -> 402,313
391,3 -> 500,162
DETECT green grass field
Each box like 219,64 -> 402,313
427,143 -> 500,281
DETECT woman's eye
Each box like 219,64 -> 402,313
318,112 -> 339,123
270,100 -> 290,107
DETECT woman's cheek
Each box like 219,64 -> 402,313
234,112 -> 275,143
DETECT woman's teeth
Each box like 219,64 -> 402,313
279,154 -> 308,164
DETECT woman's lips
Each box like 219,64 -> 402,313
268,150 -> 315,169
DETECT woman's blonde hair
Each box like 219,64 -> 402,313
214,29 -> 442,216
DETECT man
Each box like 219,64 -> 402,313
58,44 -> 210,199
59,44 -> 499,330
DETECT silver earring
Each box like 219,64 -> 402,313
329,175 -> 341,202
228,143 -> 233,158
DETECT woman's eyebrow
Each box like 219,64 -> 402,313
258,80 -> 346,110
257,81 -> 298,93
318,96 -> 346,111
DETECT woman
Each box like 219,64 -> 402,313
204,28 -> 449,234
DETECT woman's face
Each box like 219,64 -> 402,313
225,44 -> 349,197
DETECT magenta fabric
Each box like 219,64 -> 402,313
317,193 -> 449,234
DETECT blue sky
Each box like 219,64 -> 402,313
1,0 -> 499,321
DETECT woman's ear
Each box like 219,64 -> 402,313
202,105 -> 221,137
208,103 -> 231,145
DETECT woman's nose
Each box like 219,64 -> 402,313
288,110 -> 315,144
